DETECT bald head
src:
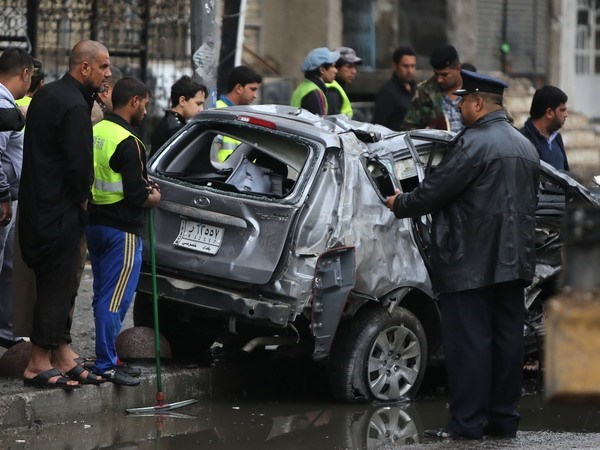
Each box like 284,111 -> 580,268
69,40 -> 108,70
68,40 -> 111,92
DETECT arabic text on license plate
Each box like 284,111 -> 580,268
173,220 -> 224,255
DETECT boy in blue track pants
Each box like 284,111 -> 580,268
87,77 -> 161,386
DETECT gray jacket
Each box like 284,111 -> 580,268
393,110 -> 540,293
0,83 -> 23,202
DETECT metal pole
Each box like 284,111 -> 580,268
191,0 -> 222,107
26,0 -> 39,56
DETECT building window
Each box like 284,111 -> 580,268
342,0 -> 375,68
576,0 -> 600,74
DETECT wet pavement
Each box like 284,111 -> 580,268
0,372 -> 600,449
0,266 -> 599,448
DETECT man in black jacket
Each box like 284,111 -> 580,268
150,75 -> 207,158
386,70 -> 540,440
372,46 -> 417,130
520,85 -> 569,171
20,40 -> 112,389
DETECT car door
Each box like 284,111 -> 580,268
396,130 -> 456,271
147,118 -> 323,285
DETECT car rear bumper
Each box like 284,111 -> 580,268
136,271 -> 293,327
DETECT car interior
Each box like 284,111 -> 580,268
152,123 -> 311,199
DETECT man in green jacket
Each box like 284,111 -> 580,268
402,44 -> 463,133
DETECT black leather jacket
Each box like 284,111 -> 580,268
393,109 -> 540,293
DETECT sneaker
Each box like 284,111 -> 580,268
116,361 -> 141,378
0,337 -> 26,349
97,368 -> 140,386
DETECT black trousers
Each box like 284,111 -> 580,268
439,280 -> 525,438
29,209 -> 82,349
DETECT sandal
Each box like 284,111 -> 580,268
65,365 -> 104,385
23,368 -> 81,390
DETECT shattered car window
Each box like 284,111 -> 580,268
153,124 -> 310,199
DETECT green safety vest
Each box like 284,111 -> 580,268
215,99 -> 240,162
290,79 -> 328,113
14,96 -> 31,107
91,120 -> 145,205
325,80 -> 353,118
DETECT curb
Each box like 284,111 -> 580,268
0,362 -> 212,429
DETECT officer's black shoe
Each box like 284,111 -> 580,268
424,427 -> 483,440
483,425 -> 517,438
423,428 -> 460,439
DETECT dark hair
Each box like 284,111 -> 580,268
170,75 -> 208,107
225,65 -> 262,93
107,66 -> 124,88
0,47 -> 34,76
479,92 -> 503,106
392,46 -> 416,64
305,63 -> 334,79
529,85 -> 568,119
29,58 -> 45,92
111,77 -> 150,109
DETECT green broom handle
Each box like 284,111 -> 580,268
148,208 -> 163,394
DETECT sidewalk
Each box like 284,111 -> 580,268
0,265 -> 230,428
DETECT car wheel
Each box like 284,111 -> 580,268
328,306 -> 427,403
133,292 -> 215,356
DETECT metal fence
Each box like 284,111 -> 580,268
0,0 -> 194,141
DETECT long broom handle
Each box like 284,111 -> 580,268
148,208 -> 163,397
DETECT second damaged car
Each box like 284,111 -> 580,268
134,105 -> 598,403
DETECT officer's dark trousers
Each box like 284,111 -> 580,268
439,280 -> 525,439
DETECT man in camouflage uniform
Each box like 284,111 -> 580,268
402,44 -> 463,133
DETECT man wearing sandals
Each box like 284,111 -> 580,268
87,77 -> 160,386
19,41 -> 111,389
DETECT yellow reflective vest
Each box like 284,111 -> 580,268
325,80 -> 353,118
91,120 -> 145,205
215,99 -> 240,162
289,79 -> 329,113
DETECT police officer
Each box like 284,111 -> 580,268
386,70 -> 540,440
326,46 -> 362,118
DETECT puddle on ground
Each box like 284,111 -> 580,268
2,386 -> 600,449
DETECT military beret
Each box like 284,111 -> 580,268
429,44 -> 460,70
453,70 -> 509,96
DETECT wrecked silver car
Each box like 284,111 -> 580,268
134,105 -> 599,403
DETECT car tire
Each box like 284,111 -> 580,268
328,305 -> 427,403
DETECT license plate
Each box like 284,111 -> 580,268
173,219 -> 224,255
